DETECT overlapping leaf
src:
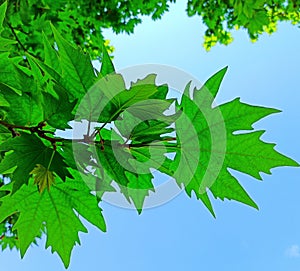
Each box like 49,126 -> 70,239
30,164 -> 56,192
0,82 -> 43,126
29,24 -> 97,111
0,133 -> 72,192
91,74 -> 170,123
115,100 -> 177,144
42,84 -> 76,130
95,129 -> 155,213
0,2 -> 16,51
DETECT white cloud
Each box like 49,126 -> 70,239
286,245 -> 300,258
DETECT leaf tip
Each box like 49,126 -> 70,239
222,65 -> 229,73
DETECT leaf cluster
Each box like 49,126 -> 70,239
0,0 -> 174,59
0,0 -> 299,57
186,0 -> 300,49
0,1 -> 298,268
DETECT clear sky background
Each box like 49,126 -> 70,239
1,2 -> 300,270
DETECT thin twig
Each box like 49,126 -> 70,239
7,22 -> 28,53
0,120 -> 178,150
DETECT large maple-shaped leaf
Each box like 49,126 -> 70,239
0,133 -> 72,192
173,67 -> 299,215
0,177 -> 106,268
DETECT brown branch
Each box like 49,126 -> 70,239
7,22 -> 28,53
0,121 -> 177,151
0,120 -> 98,147
0,120 -> 64,148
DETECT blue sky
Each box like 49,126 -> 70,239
1,2 -> 300,270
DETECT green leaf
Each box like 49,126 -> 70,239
219,98 -> 280,134
129,145 -> 175,176
0,2 -> 7,32
99,74 -> 169,122
118,117 -> 174,144
225,131 -> 298,179
172,68 -> 299,214
77,73 -> 169,124
0,125 -> 10,142
50,24 -> 96,100
95,129 -> 155,212
75,72 -> 126,122
248,11 -> 269,33
0,37 -> 16,52
197,66 -> 228,101
42,84 -> 76,130
115,101 -> 177,144
42,32 -> 61,74
0,133 -> 72,192
125,172 -> 154,214
209,168 -> 258,209
30,164 -> 56,192
60,141 -> 97,172
0,54 -> 32,95
0,83 -> 43,126
100,42 -> 115,76
0,178 -> 106,268
0,92 -> 9,107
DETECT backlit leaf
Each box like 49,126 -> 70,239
30,164 -> 56,192
172,68 -> 299,214
0,177 -> 106,268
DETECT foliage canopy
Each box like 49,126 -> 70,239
0,0 -> 299,58
0,0 -> 298,268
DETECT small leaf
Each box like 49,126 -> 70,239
100,43 -> 115,76
30,164 -> 56,192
